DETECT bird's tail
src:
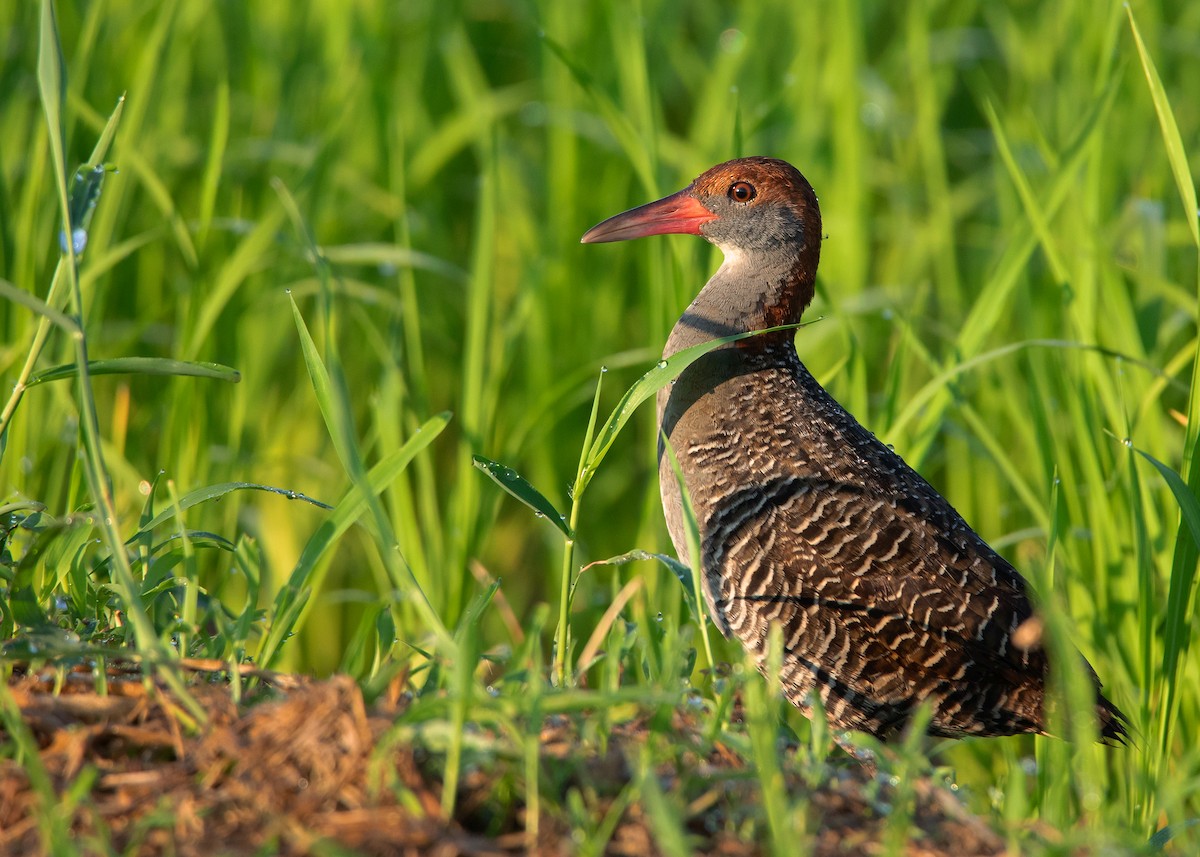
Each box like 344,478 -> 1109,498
1097,694 -> 1131,745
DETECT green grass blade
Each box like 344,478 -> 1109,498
472,455 -> 572,538
541,35 -> 655,195
27,357 -> 241,386
196,81 -> 227,249
82,92 -> 125,166
983,99 -> 1068,284
0,277 -> 80,335
580,322 -> 804,487
1132,442 -> 1200,754
1127,3 -> 1200,780
285,280 -> 451,652
36,2 -> 65,176
257,412 -> 452,668
1126,7 -> 1200,249
35,0 -> 202,723
954,77 -> 1118,355
1134,446 -> 1200,551
132,480 -> 332,537
582,549 -> 695,610
659,431 -> 714,670
319,242 -> 466,280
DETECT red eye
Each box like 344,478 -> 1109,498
729,181 -> 756,202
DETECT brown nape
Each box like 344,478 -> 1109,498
585,156 -> 1127,745
693,157 -> 821,332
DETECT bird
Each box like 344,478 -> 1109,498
581,156 -> 1126,743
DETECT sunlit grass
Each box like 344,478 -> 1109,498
1,0 -> 1199,851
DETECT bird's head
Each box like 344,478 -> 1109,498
580,157 -> 821,264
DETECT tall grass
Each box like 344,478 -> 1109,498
1,0 -> 1199,850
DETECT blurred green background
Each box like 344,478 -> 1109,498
3,0 -> 1200,843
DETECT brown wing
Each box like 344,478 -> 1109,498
702,475 -> 1051,738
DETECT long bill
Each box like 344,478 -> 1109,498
580,187 -> 717,243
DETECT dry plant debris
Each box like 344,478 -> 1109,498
0,667 -> 1004,856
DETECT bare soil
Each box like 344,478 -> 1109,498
0,665 -> 1005,856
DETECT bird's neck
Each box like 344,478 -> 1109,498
662,246 -> 817,359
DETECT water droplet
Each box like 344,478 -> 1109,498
655,612 -> 664,622
59,227 -> 88,255
600,365 -> 609,374
1122,437 -> 1133,448
656,360 -> 668,369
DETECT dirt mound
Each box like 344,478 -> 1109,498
1,667 -> 1003,856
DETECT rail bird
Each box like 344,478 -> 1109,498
582,157 -> 1125,742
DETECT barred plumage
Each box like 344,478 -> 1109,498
583,157 -> 1126,742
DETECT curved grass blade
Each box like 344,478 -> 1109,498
1134,446 -> 1200,550
473,455 -> 572,538
1124,432 -> 1200,778
1130,443 -> 1200,728
278,182 -> 452,653
257,412 -> 452,669
28,357 -> 241,386
660,433 -> 715,669
580,322 -> 805,489
581,549 -> 694,613
131,481 -> 331,539
983,99 -> 1068,284
0,278 -> 80,335
87,93 -> 126,167
1150,819 -> 1200,851
1127,7 -> 1200,249
890,338 -> 1165,439
320,243 -> 467,281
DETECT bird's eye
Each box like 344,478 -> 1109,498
728,181 -> 756,203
